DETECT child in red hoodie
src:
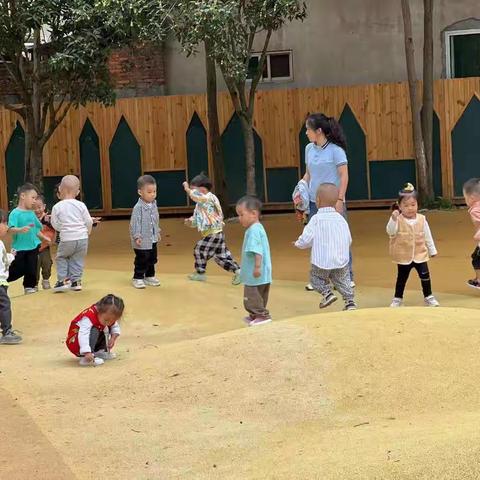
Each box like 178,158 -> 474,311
66,294 -> 124,367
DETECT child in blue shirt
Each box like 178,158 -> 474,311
236,196 -> 272,327
8,183 -> 46,294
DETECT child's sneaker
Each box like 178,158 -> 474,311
424,295 -> 440,307
188,273 -> 206,282
248,316 -> 272,327
305,283 -> 315,291
390,297 -> 403,308
344,301 -> 357,311
144,277 -> 161,287
53,281 -> 70,293
0,330 -> 22,345
350,281 -> 356,288
232,270 -> 241,286
94,350 -> 117,361
79,356 -> 104,367
132,279 -> 146,289
70,281 -> 82,291
24,287 -> 37,295
42,279 -> 51,290
319,293 -> 337,309
467,279 -> 480,290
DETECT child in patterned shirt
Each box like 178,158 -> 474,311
183,173 -> 241,285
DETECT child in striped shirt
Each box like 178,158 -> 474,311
183,173 -> 241,284
294,183 -> 356,310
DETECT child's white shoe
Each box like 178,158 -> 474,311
42,279 -> 51,290
132,279 -> 146,289
144,277 -> 161,287
424,295 -> 440,307
390,297 -> 403,307
24,287 -> 37,295
79,357 -> 104,367
94,350 -> 117,361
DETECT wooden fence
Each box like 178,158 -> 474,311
1,77 -> 480,214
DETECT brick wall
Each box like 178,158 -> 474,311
0,43 -> 166,100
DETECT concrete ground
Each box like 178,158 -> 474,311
1,209 -> 480,479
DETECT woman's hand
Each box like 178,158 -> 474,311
335,200 -> 344,214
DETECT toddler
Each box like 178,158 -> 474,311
51,175 -> 93,292
294,183 -> 356,310
34,194 -> 55,290
236,196 -> 272,327
462,178 -> 480,289
182,173 -> 240,284
387,183 -> 439,307
7,183 -> 45,294
0,210 -> 22,344
66,294 -> 123,366
130,175 -> 161,289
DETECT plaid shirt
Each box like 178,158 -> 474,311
129,199 -> 160,250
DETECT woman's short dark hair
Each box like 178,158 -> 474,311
236,195 -> 262,213
190,172 -> 212,191
306,113 -> 347,151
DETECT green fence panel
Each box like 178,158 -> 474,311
452,96 -> 480,196
109,116 -> 142,209
339,104 -> 369,201
80,119 -> 103,210
221,114 -> 264,202
5,122 -> 25,206
266,168 -> 299,203
186,112 -> 209,179
146,171 -> 188,207
369,160 -> 416,200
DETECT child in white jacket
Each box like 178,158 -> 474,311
0,210 -> 22,344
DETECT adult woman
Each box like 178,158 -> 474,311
302,113 -> 354,288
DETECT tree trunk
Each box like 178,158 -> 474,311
204,40 -> 231,216
421,0 -> 435,199
401,0 -> 431,205
239,114 -> 256,196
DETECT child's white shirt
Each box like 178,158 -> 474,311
0,241 -> 14,286
77,317 -> 121,354
51,199 -> 93,242
386,215 -> 437,257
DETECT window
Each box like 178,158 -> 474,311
445,29 -> 480,78
247,51 -> 293,83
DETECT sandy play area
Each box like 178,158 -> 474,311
2,209 -> 480,479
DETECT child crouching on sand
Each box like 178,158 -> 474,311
294,183 -> 356,311
183,173 -> 241,284
387,183 -> 439,307
66,294 -> 124,366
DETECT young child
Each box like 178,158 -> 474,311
294,183 -> 356,310
236,196 -> 272,327
34,195 -> 55,290
0,210 -> 22,345
66,294 -> 123,366
129,175 -> 161,289
51,175 -> 93,292
7,183 -> 44,294
387,183 -> 439,307
182,173 -> 241,284
462,178 -> 480,289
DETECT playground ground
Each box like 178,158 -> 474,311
2,209 -> 480,479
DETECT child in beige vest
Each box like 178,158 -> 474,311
387,183 -> 439,307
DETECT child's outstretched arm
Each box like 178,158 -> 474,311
182,182 -> 208,203
294,219 -> 315,249
424,220 -> 438,257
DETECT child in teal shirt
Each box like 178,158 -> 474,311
236,196 -> 272,327
8,183 -> 45,294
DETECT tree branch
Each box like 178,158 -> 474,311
40,101 -> 72,147
248,28 -> 272,115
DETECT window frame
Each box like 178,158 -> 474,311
248,50 -> 293,83
445,28 -> 480,79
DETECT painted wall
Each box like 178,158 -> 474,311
164,0 -> 480,95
